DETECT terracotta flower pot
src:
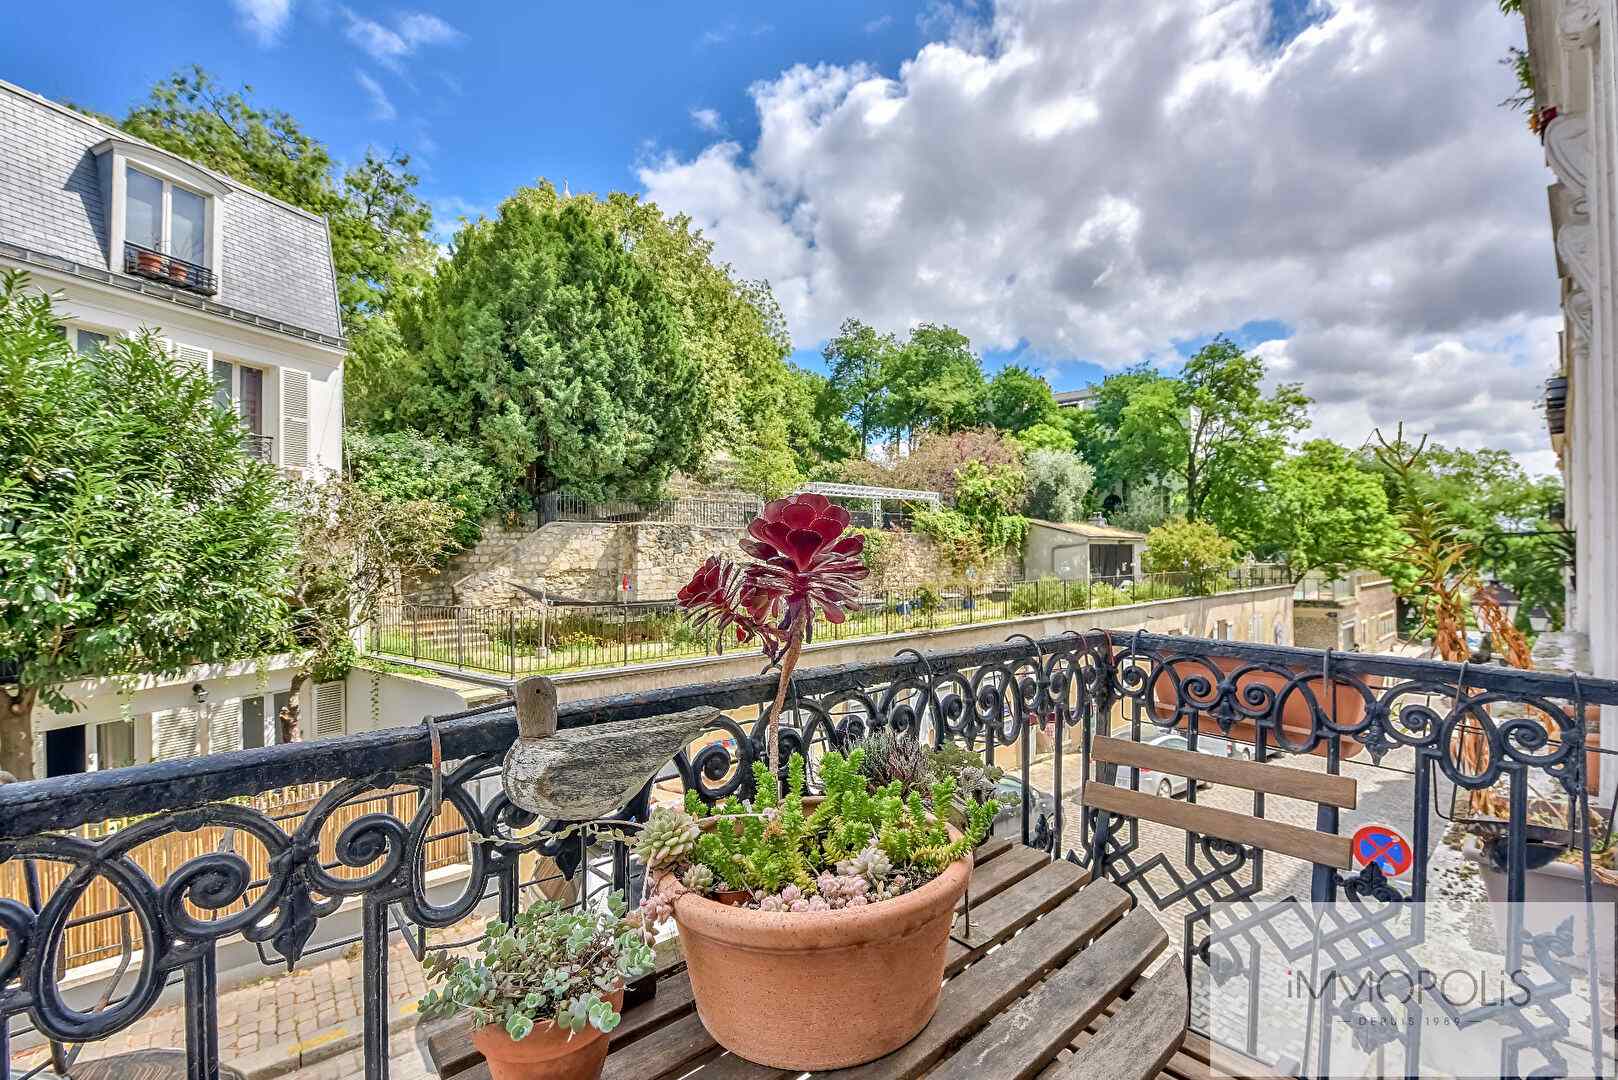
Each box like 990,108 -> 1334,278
1152,654 -> 1371,759
469,989 -> 624,1080
167,260 -> 191,286
670,803 -> 971,1071
135,251 -> 165,275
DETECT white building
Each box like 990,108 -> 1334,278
1523,1 -> 1618,801
0,80 -> 348,777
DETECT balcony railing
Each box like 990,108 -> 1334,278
1,633 -> 1614,1078
122,242 -> 218,296
242,433 -> 274,463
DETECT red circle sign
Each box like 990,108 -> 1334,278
1350,824 -> 1412,878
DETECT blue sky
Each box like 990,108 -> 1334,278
0,2 -> 1559,469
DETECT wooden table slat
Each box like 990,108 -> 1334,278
973,835 -> 1016,866
928,905 -> 1169,1080
818,881 -> 1133,1080
944,858 -> 1090,975
959,843 -> 1049,911
1045,963 -> 1188,1080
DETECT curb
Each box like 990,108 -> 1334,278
234,1001 -> 419,1080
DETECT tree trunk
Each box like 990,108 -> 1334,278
277,671 -> 310,745
2,685 -> 39,782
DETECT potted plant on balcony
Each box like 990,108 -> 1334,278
636,750 -> 997,1070
134,247 -> 165,276
636,492 -> 997,1069
166,257 -> 192,288
417,895 -> 653,1080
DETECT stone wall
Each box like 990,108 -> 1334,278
860,528 -> 1013,592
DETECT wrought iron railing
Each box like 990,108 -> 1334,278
1,633 -> 1614,1078
242,434 -> 273,463
121,242 -> 218,296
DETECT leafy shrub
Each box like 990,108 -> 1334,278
1009,576 -> 1067,616
346,429 -> 511,552
914,584 -> 943,616
418,895 -> 653,1041
1023,449 -> 1094,522
1142,518 -> 1238,592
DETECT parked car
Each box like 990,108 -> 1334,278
990,775 -> 1057,847
1111,730 -> 1251,799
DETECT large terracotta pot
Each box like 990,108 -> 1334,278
1152,654 -> 1371,759
671,805 -> 971,1070
469,988 -> 624,1080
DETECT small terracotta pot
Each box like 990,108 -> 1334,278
135,251 -> 164,275
469,988 -> 623,1080
672,802 -> 971,1070
167,261 -> 191,286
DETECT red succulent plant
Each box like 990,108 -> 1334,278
676,493 -> 869,781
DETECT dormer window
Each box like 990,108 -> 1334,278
95,138 -> 229,296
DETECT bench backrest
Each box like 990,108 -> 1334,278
1082,735 -> 1357,870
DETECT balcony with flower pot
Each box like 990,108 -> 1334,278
122,241 -> 218,296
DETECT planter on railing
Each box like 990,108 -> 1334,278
1150,653 -> 1370,758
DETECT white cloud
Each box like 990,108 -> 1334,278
355,71 -> 395,121
639,0 -> 1560,470
340,7 -> 461,69
690,107 -> 724,133
231,0 -> 293,46
865,14 -> 895,33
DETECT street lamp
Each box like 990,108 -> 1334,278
1528,606 -> 1552,633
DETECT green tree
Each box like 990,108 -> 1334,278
985,365 -> 1060,432
1086,341 -> 1309,533
0,274 -> 295,779
112,67 -> 435,326
838,428 -> 1024,500
1252,440 -> 1402,581
1024,449 -> 1094,522
281,478 -> 457,741
878,324 -> 988,444
822,319 -> 898,449
393,191 -> 705,501
1141,518 -> 1239,591
734,417 -> 804,501
915,461 -> 1029,575
1012,421 -> 1076,453
1069,365 -> 1181,510
346,430 -> 510,551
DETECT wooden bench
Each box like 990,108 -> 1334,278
1083,733 -> 1359,873
425,837 -> 1189,1080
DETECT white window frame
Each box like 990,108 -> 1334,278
213,357 -> 275,463
126,164 -> 213,267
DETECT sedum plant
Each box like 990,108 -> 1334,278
418,895 -> 654,1042
636,748 -> 998,918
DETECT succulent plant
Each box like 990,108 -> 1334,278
680,863 -> 715,893
635,805 -> 700,869
418,894 -> 653,1042
849,728 -> 933,795
838,844 -> 893,887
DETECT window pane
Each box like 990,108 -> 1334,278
241,697 -> 265,750
96,720 -> 137,770
238,366 -> 264,434
171,185 -> 206,264
213,359 -> 233,413
126,167 -> 163,250
76,330 -> 109,356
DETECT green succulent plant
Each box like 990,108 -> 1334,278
658,748 -> 997,904
418,895 -> 653,1042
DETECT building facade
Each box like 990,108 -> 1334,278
1523,1 -> 1618,802
0,80 -> 348,777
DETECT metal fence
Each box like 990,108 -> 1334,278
370,565 -> 1294,678
538,492 -> 762,528
1,632 -> 1613,1078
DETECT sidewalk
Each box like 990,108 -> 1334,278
11,926 -> 449,1080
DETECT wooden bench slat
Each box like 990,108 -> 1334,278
1090,735 -> 1357,809
944,859 -> 1091,974
1045,964 -> 1188,1080
974,835 -> 1016,866
1082,782 -> 1353,869
960,843 -> 1049,910
929,905 -> 1169,1080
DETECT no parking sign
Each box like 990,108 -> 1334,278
1350,823 -> 1412,878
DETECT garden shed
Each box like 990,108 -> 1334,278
1023,518 -> 1147,581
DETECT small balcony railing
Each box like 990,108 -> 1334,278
242,433 -> 274,463
122,241 -> 218,296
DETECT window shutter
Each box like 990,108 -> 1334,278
172,341 -> 212,371
313,681 -> 346,738
281,368 -> 310,469
208,699 -> 242,755
153,708 -> 200,761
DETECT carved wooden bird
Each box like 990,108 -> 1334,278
501,676 -> 721,821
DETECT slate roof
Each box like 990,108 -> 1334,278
0,80 -> 343,343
